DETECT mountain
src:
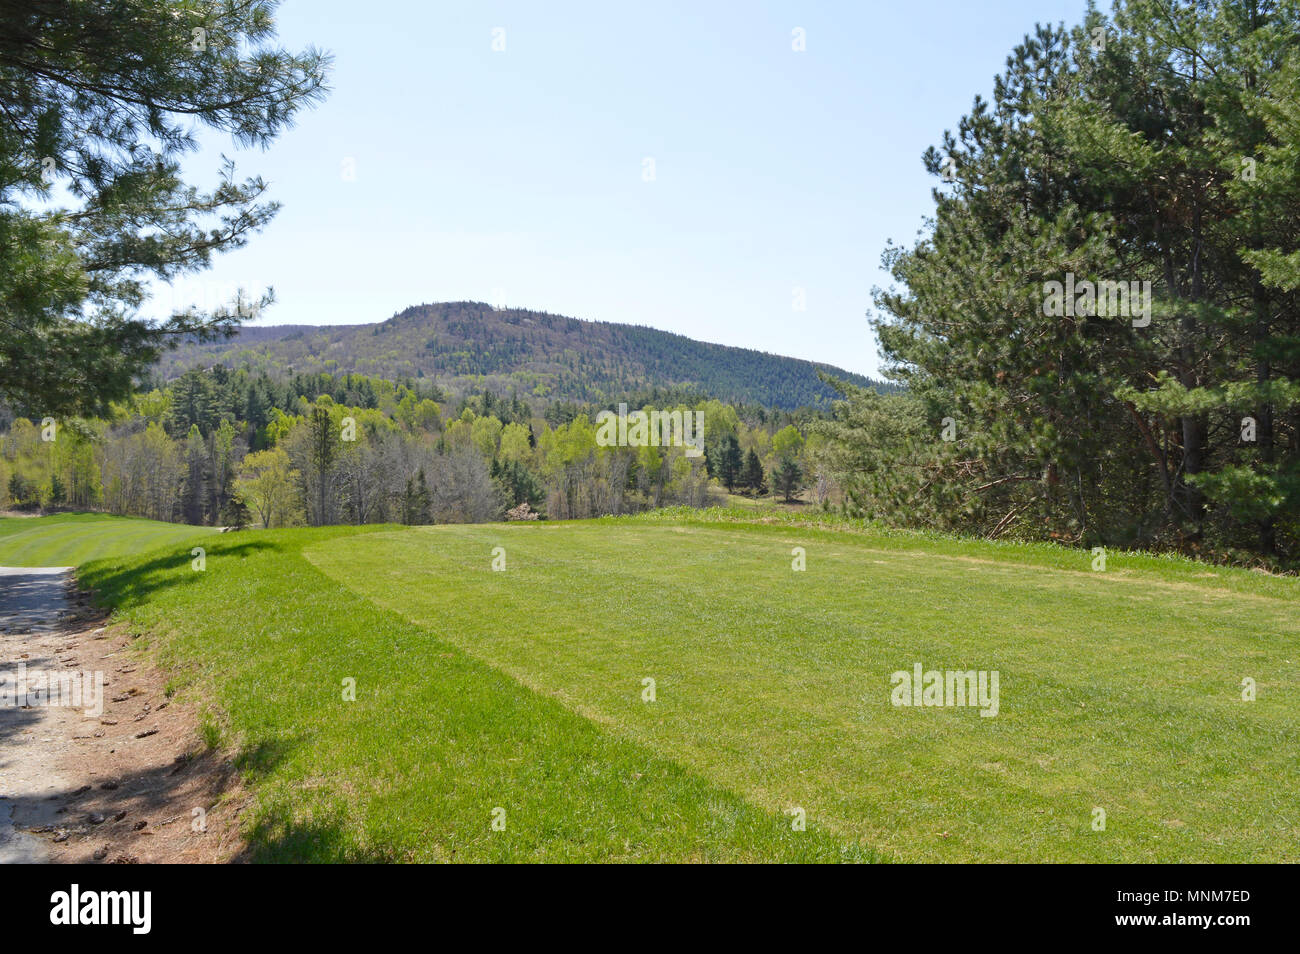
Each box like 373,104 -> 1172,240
154,301 -> 887,408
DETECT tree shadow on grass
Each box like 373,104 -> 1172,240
236,809 -> 395,864
231,735 -> 394,863
77,540 -> 280,612
227,737 -> 394,863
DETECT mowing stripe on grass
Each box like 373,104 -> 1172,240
0,514 -> 217,567
80,523 -> 869,863
304,520 -> 1300,863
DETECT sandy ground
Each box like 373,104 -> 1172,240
0,567 -> 245,864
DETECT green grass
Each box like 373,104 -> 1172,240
74,512 -> 1300,862
0,512 -> 218,567
79,524 -> 869,862
304,518 -> 1300,863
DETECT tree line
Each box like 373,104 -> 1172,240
0,370 -> 826,527
816,0 -> 1300,569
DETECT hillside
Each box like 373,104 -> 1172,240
58,509 -> 1300,863
154,302 -> 888,409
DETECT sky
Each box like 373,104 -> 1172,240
157,0 -> 1092,379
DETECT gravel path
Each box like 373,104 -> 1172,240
0,567 -> 76,864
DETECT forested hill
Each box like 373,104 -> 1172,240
154,302 -> 888,409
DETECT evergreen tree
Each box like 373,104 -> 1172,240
47,471 -> 66,507
493,458 -> 544,511
166,370 -> 222,437
402,468 -> 432,525
774,457 -> 802,503
305,404 -> 338,525
181,424 -> 207,524
741,449 -> 768,496
858,0 -> 1300,561
220,493 -> 251,529
718,434 -> 743,492
0,1 -> 328,416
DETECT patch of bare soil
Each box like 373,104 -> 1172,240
2,581 -> 247,864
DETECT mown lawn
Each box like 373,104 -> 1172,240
79,523 -> 867,862
305,517 -> 1300,863
0,512 -> 218,567
69,512 -> 1299,862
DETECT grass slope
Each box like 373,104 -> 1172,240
80,524 -> 868,862
304,517 -> 1300,863
0,513 -> 217,567
72,512 -> 1298,862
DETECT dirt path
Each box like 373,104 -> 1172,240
0,567 -> 245,864
0,568 -> 75,862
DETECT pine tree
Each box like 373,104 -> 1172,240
402,468 -> 432,525
493,459 -> 543,511
0,1 -> 328,416
718,435 -> 743,492
47,471 -> 66,507
181,425 -> 208,524
742,449 -> 767,496
220,493 -> 251,529
307,405 -> 338,525
861,1 -> 1300,561
774,457 -> 802,503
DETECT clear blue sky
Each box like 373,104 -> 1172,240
159,0 -> 1091,379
